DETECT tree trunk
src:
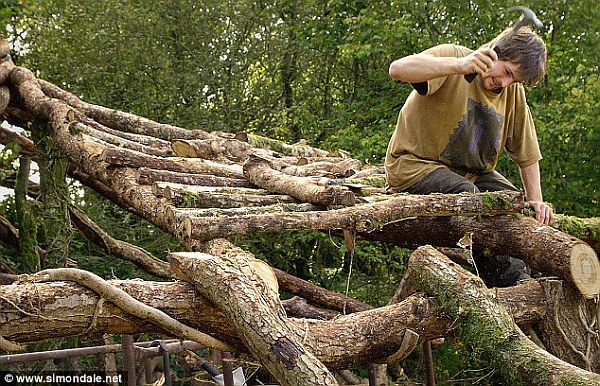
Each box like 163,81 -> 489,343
364,215 -> 600,298
0,276 -> 546,368
182,191 -> 526,241
168,251 -> 340,386
407,245 -> 600,385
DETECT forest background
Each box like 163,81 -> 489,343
0,0 -> 598,383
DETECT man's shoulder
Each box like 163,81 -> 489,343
422,44 -> 472,58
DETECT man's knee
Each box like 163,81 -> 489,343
406,168 -> 480,194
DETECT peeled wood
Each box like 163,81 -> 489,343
168,251 -> 339,386
365,215 -> 600,298
280,158 -> 362,178
171,138 -> 298,166
81,116 -> 174,150
243,155 -> 356,207
408,245 -> 600,385
183,191 -> 526,241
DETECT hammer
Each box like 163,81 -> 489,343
465,6 -> 543,83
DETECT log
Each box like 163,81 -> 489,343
538,279 -> 600,372
235,132 -> 329,157
168,203 -> 319,221
0,277 -> 548,368
100,147 -> 244,178
280,158 -> 362,178
243,155 -> 356,207
16,268 -> 233,352
364,215 -> 600,298
201,239 -> 372,314
168,251 -> 340,386
183,191 -> 527,241
552,215 -> 600,255
38,79 -> 211,141
75,123 -> 174,157
407,245 -> 600,385
81,116 -> 174,149
135,167 -> 253,187
157,182 -> 298,208
171,138 -> 298,165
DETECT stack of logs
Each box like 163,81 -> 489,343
0,35 -> 600,385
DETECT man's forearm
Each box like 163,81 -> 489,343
519,162 -> 543,202
389,47 -> 497,83
388,54 -> 463,83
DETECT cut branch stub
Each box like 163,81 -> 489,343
168,251 -> 339,386
243,154 -> 355,207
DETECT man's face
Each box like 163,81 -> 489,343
482,60 -> 522,93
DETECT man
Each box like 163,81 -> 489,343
385,27 -> 554,286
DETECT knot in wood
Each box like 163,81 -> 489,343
270,336 -> 303,370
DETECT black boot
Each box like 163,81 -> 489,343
475,254 -> 531,288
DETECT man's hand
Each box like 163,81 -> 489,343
459,47 -> 497,76
527,200 -> 555,225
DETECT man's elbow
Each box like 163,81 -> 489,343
389,60 -> 405,81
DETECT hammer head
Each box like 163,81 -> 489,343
508,6 -> 543,30
495,6 -> 543,50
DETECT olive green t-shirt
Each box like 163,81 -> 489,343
385,44 -> 542,192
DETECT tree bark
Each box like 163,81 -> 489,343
243,155 -> 356,207
200,238 -> 372,314
100,147 -> 244,178
183,191 -> 526,241
38,79 -> 211,141
364,215 -> 600,298
135,167 -> 254,187
0,276 -> 546,369
407,245 -> 600,385
552,215 -> 600,255
235,132 -> 329,158
168,251 -> 340,386
157,182 -> 298,208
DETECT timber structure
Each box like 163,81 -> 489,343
1,37 -> 600,385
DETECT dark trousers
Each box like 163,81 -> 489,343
404,167 -> 528,287
404,167 -> 518,195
